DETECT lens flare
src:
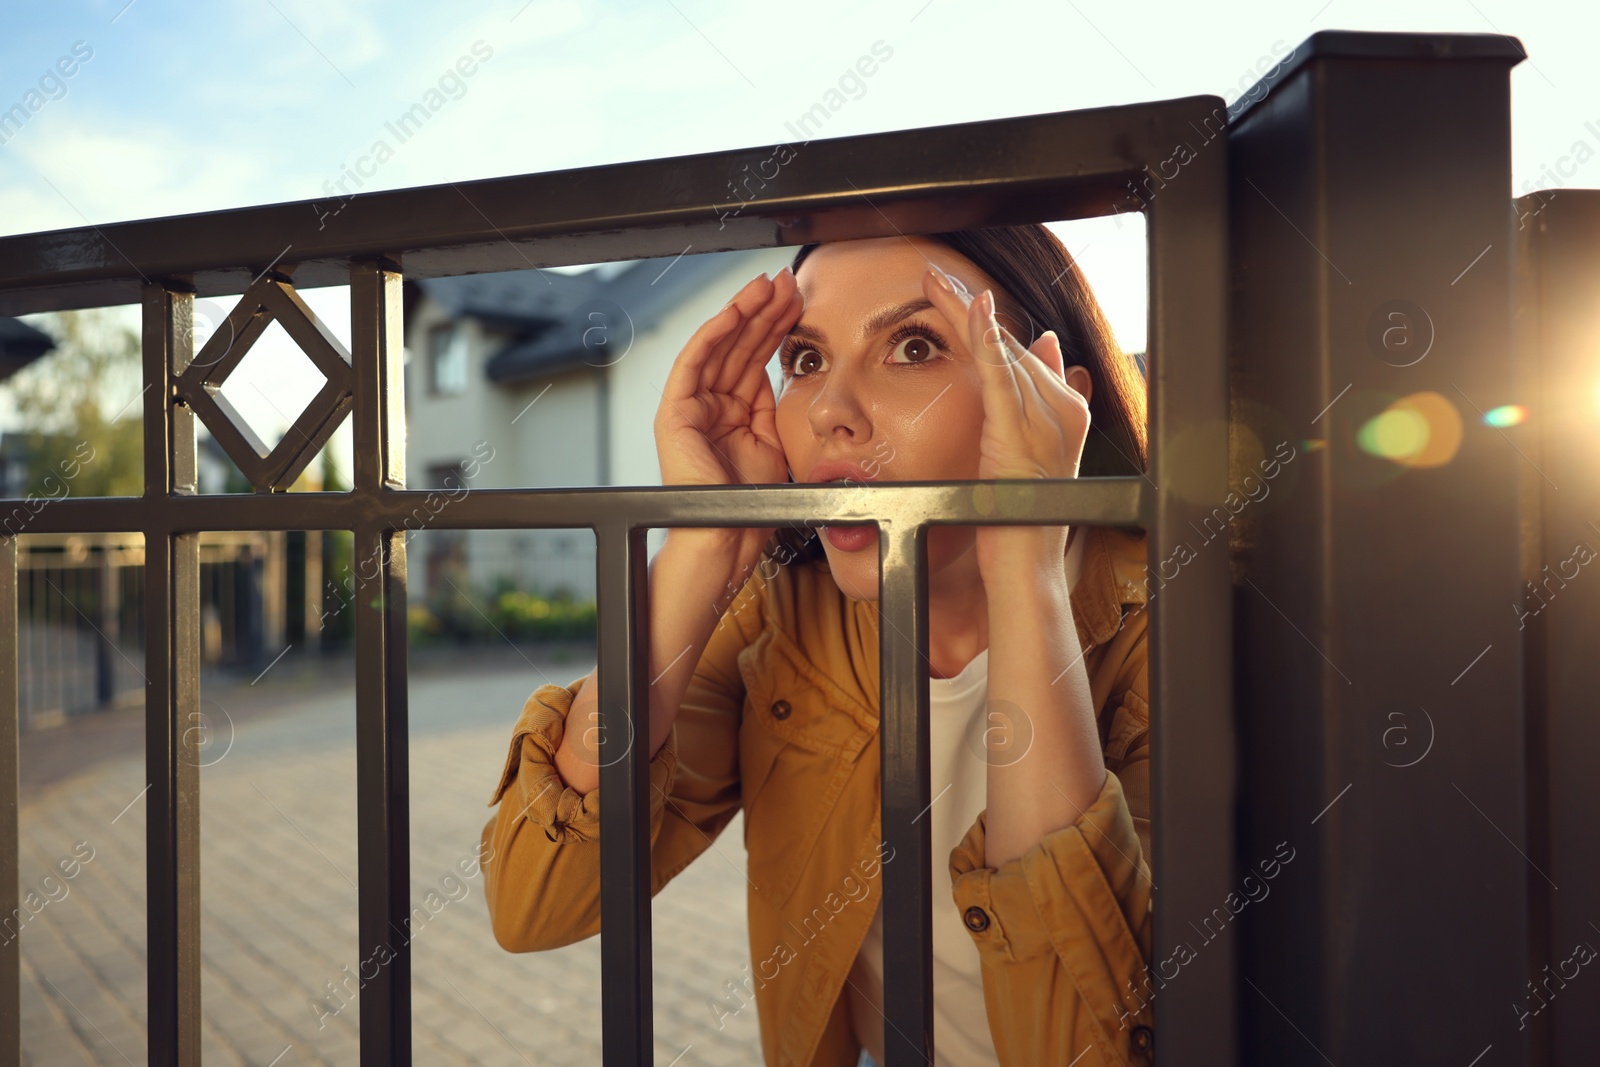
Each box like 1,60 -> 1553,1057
1483,404 -> 1527,428
1356,391 -> 1463,468
1360,408 -> 1429,460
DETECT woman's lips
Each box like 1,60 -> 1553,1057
823,525 -> 876,552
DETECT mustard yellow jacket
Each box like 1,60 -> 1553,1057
481,524 -> 1156,1066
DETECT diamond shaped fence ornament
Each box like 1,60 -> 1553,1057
176,275 -> 355,491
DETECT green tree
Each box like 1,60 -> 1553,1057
7,308 -> 143,497
320,445 -> 345,492
318,444 -> 356,647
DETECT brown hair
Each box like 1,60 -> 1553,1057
763,223 -> 1148,568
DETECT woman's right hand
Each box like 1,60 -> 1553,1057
554,269 -> 802,794
653,265 -> 802,577
656,265 -> 800,488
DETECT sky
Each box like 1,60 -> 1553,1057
0,0 -> 1594,481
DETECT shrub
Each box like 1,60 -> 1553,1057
405,583 -> 596,646
491,588 -> 597,641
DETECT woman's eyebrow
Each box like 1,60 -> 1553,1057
785,298 -> 936,346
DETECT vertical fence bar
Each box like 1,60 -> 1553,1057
877,521 -> 933,1065
1,534 -> 18,1067
24,566 -> 34,730
1513,189 -> 1600,1064
352,522 -> 409,1067
45,562 -> 56,721
352,260 -> 407,494
142,282 -> 201,1066
1143,88 -> 1235,1065
595,523 -> 654,1067
1228,34 -> 1527,1063
350,261 -> 412,1066
97,547 -> 119,708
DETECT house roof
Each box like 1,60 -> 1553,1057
0,317 -> 57,382
412,250 -> 753,385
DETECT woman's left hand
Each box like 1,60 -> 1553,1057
922,266 -> 1092,594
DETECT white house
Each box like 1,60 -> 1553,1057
401,246 -> 795,603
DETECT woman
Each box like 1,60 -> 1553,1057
481,224 -> 1156,1066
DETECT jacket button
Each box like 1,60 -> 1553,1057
1131,1025 -> 1153,1052
962,906 -> 990,933
770,700 -> 791,720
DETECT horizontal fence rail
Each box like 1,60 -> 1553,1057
0,75 -> 1240,1067
0,478 -> 1147,534
2,93 -> 1205,315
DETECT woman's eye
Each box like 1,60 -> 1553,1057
889,336 -> 934,364
787,347 -> 826,377
782,324 -> 946,379
887,328 -> 944,366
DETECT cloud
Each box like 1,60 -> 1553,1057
2,119 -> 264,232
252,0 -> 390,74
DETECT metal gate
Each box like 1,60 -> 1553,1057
9,531 -> 295,730
1,26 -> 1592,1067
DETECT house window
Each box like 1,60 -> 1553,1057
426,461 -> 468,495
428,321 -> 469,396
422,461 -> 469,596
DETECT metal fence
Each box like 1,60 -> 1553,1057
10,532 -> 286,732
1,26 -> 1593,1067
11,535 -> 144,732
4,524 -> 602,719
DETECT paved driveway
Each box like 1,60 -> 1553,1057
16,647 -> 764,1066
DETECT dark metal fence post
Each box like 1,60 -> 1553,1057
1228,32 -> 1528,1063
1513,189 -> 1600,1065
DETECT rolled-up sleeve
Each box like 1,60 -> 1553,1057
479,675 -> 683,953
480,567 -> 765,955
485,676 -> 681,845
948,688 -> 1154,1065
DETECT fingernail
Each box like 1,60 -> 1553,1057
935,265 -> 972,307
927,267 -> 953,294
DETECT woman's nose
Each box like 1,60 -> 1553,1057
804,360 -> 871,441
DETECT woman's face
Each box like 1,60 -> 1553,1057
773,236 -> 1050,602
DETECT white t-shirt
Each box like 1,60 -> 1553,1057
846,528 -> 1089,1066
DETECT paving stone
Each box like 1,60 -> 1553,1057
18,651 -> 767,1066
